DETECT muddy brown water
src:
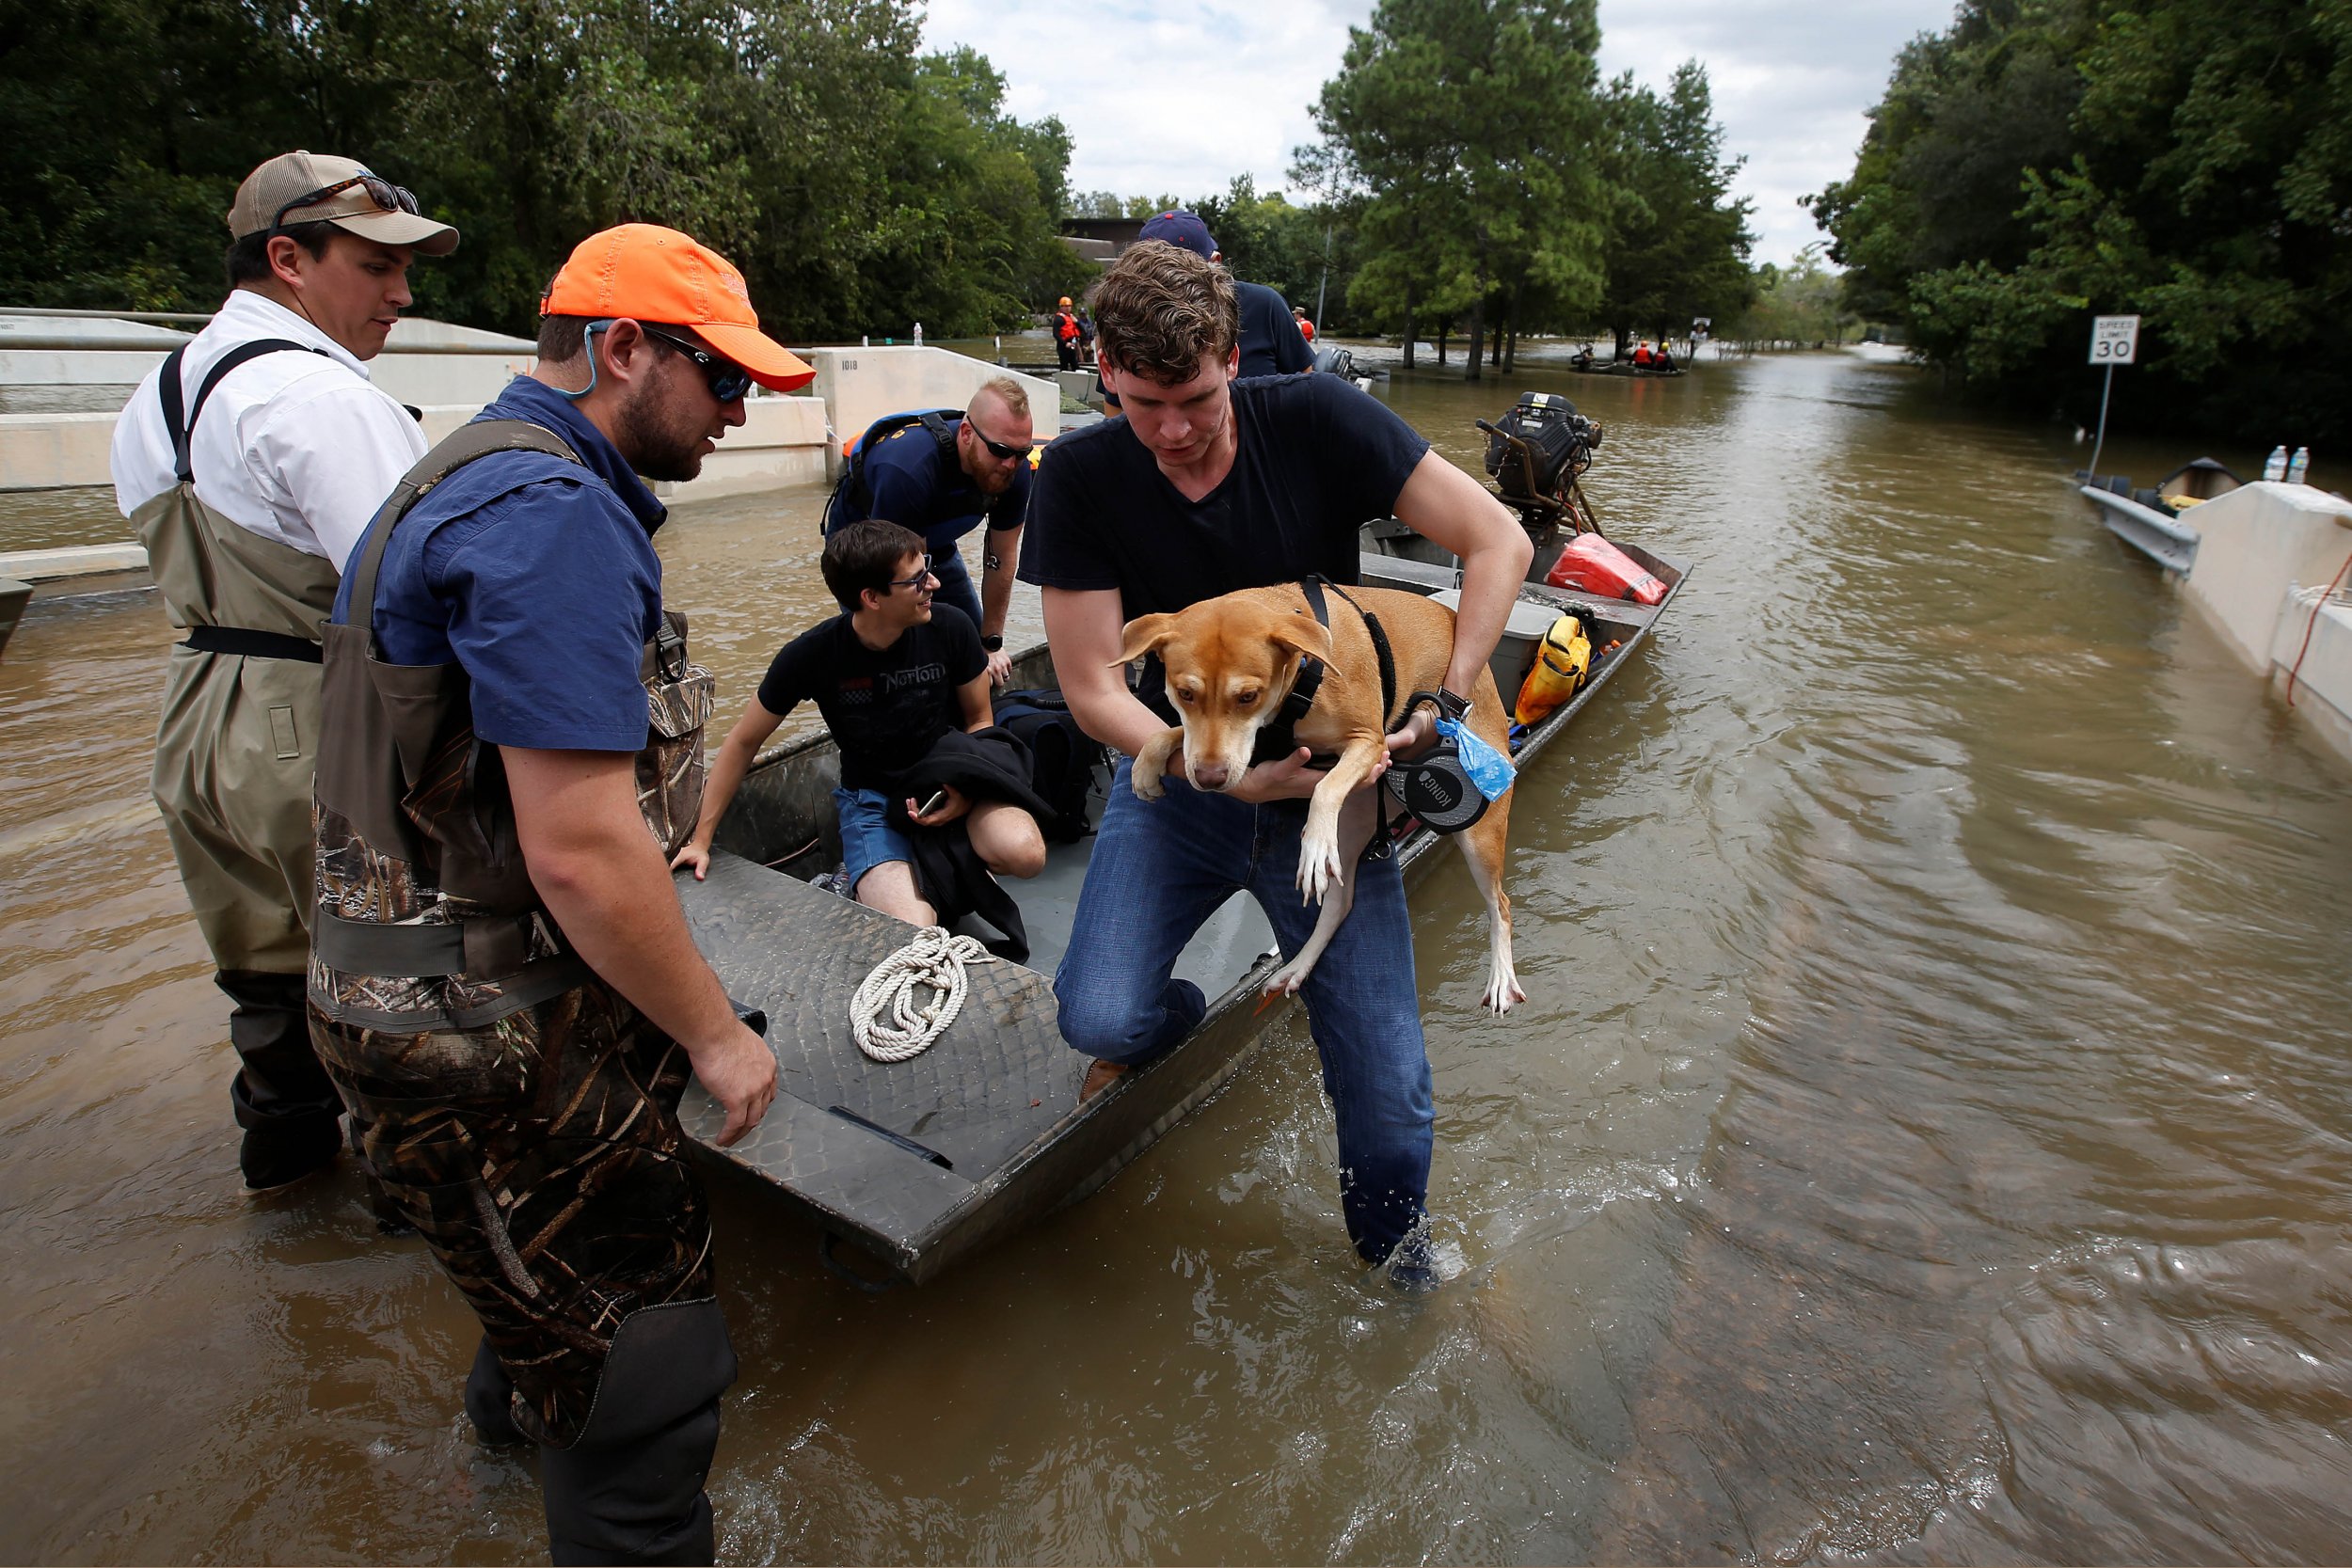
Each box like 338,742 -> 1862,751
4,349 -> 2349,1563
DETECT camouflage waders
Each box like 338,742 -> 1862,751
308,420 -> 730,1562
132,340 -> 349,1186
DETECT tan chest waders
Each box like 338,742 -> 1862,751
135,340 -> 340,973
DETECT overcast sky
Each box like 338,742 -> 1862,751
920,0 -> 1959,270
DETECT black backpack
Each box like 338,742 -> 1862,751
992,688 -> 1103,843
821,408 -> 961,536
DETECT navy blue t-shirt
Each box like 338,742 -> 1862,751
335,375 -> 665,752
1236,280 -> 1314,379
1019,372 -> 1430,624
831,414 -> 1031,555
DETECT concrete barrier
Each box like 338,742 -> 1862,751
4,390 -> 830,502
0,412 -> 117,490
2180,481 -> 2352,765
801,347 -> 1059,476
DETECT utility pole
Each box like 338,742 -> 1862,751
1314,225 -> 1332,330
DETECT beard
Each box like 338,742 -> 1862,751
616,377 -> 710,483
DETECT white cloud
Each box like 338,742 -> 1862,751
920,0 -> 1957,264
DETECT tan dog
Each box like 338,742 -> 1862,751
1118,583 -> 1524,1012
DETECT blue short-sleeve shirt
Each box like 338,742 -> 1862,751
333,375 -> 667,752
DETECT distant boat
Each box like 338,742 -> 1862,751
2075,457 -> 2243,576
1566,358 -> 1685,378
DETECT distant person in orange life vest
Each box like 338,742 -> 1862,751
1294,306 -> 1316,343
1054,296 -> 1080,371
1632,341 -> 1653,366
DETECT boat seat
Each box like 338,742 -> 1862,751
1359,547 -> 1661,632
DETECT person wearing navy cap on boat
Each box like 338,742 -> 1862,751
1094,209 -> 1314,413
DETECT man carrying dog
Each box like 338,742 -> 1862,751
308,224 -> 797,1562
1019,240 -> 1531,1280
822,375 -> 1034,686
109,150 -> 456,1190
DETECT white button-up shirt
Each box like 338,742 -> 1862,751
111,290 -> 428,571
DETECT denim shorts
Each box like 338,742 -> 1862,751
833,787 -> 913,894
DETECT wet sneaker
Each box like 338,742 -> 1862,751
1379,1224 -> 1462,1292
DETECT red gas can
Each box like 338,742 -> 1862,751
1544,533 -> 1666,605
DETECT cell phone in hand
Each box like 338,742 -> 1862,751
916,789 -> 947,817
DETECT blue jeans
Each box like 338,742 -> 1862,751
833,787 -> 912,894
927,546 -> 982,632
1055,759 -> 1434,1265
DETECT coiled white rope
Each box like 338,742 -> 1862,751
850,926 -> 994,1062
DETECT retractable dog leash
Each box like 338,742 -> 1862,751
1390,688 -> 1516,833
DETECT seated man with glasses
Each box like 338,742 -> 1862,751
820,376 -> 1036,687
675,519 -> 1047,928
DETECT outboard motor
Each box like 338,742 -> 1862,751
1477,390 -> 1603,537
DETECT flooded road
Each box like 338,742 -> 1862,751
4,349 -> 2350,1562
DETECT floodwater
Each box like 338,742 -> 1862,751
5,348 -> 2350,1563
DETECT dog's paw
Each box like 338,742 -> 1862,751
1295,832 -> 1343,904
1481,963 -> 1527,1013
1131,769 -> 1167,801
1262,961 -> 1311,999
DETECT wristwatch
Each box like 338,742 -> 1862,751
980,634 -> 1004,652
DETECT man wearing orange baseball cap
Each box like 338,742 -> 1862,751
308,225 -> 807,1564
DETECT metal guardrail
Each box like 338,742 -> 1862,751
4,306 -> 539,356
1,334 -> 536,356
2,307 -> 215,325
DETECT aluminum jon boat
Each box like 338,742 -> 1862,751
672,431 -> 1690,1286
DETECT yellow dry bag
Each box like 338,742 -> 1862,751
1514,612 -> 1591,726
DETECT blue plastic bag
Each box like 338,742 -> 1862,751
1434,713 -> 1517,801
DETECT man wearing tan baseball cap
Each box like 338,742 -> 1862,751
308,224 -> 803,1564
109,150 -> 457,1196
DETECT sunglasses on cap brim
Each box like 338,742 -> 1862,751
272,174 -> 421,231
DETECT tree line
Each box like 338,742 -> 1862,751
0,0 -> 1760,365
1809,0 -> 2352,448
0,0 -> 1094,341
1296,0 -> 1756,376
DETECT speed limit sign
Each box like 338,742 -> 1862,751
2090,315 -> 2139,365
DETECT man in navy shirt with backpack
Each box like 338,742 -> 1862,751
822,375 -> 1035,685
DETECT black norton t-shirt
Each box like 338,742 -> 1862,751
1018,372 -> 1430,621
756,607 -> 984,791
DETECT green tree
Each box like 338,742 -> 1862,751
1810,0 -> 2352,445
0,0 -> 1084,340
1307,0 -> 1607,375
1592,63 -> 1756,356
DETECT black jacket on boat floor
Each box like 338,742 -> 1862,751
883,726 -> 1057,961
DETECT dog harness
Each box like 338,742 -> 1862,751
1251,576 -> 1398,767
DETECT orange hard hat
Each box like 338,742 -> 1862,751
1058,296 -> 1073,307
542,224 -> 814,392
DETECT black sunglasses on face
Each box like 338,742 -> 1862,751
968,424 -> 1027,463
272,174 -> 420,231
635,324 -> 755,404
886,557 -> 937,593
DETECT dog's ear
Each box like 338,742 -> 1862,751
1267,616 -> 1333,665
1114,612 -> 1175,666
